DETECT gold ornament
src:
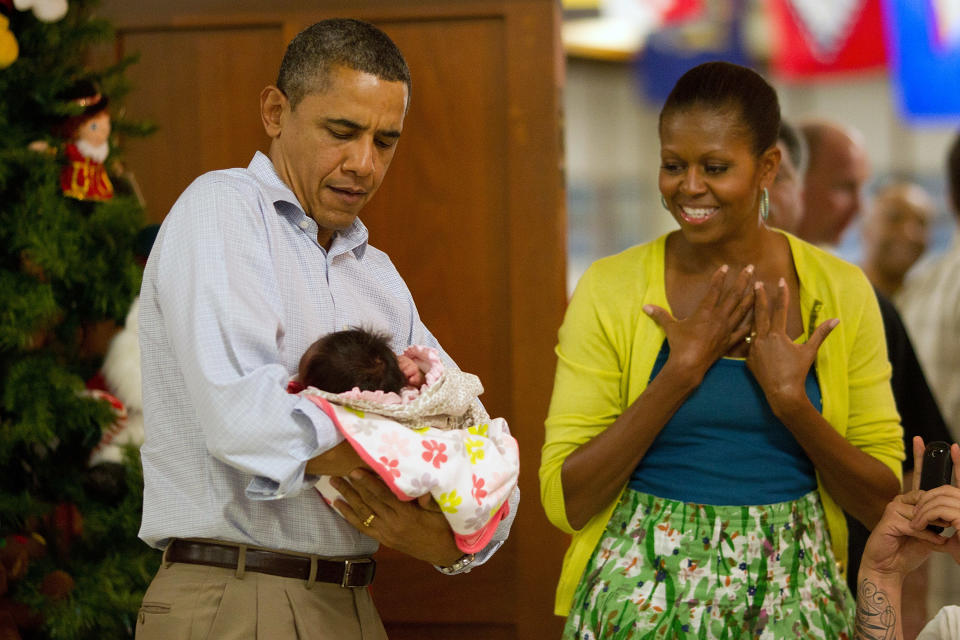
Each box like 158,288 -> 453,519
0,16 -> 19,69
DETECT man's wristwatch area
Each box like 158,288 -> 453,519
436,552 -> 476,575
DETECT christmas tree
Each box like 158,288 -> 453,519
0,0 -> 158,637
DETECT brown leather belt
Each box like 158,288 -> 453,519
165,539 -> 375,588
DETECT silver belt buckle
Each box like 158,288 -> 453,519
340,557 -> 372,588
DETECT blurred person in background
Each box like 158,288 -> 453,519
898,132 -> 960,442
796,121 -> 870,246
896,132 -> 960,621
862,181 -> 936,298
766,119 -> 806,234
783,120 -> 951,636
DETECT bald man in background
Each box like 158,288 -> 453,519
862,181 -> 936,298
796,121 -> 870,246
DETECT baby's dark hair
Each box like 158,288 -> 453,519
300,328 -> 406,394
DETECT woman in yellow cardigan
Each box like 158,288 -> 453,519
540,61 -> 903,638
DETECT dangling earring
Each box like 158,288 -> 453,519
660,195 -> 669,211
759,187 -> 770,221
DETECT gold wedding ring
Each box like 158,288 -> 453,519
745,332 -> 756,345
362,514 -> 376,527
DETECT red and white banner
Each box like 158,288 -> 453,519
659,0 -> 704,23
768,0 -> 888,79
930,0 -> 960,50
601,0 -> 704,26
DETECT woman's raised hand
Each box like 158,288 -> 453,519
746,277 -> 838,413
644,263 -> 756,383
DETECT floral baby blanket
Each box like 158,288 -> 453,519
298,346 -> 519,553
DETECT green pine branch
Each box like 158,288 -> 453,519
1,0 -> 160,637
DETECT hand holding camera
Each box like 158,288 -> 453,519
912,437 -> 960,545
918,440 -> 956,533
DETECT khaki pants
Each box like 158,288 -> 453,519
135,561 -> 387,640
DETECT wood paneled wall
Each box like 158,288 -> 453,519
115,26 -> 279,217
99,1 -> 569,636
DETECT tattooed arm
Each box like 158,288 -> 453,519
855,576 -> 901,640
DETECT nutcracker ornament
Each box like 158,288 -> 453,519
57,80 -> 114,201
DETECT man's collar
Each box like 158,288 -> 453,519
330,218 -> 369,259
248,151 -> 368,259
248,151 -> 299,206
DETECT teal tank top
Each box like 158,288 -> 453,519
628,342 -> 819,505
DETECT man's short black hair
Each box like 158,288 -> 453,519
277,18 -> 411,110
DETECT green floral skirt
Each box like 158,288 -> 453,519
563,489 -> 855,639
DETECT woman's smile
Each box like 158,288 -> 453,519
678,205 -> 719,224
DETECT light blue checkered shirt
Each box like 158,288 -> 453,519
139,152 -> 515,565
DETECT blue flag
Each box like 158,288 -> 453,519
635,0 -> 751,106
882,0 -> 960,122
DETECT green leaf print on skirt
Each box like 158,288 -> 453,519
563,489 -> 855,639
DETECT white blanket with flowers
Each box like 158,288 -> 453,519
300,346 -> 519,554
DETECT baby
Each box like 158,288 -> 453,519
293,328 -> 519,554
297,327 -> 423,395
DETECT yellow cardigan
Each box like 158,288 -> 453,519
539,232 -> 904,616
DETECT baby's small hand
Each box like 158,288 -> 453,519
397,355 -> 426,387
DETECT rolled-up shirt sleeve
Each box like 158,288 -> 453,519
154,179 -> 340,498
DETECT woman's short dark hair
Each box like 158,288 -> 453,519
659,61 -> 780,157
277,18 -> 411,110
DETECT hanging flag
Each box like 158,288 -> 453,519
882,0 -> 960,121
930,0 -> 960,48
661,0 -> 704,23
600,0 -> 704,26
635,0 -> 751,105
769,0 -> 888,78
